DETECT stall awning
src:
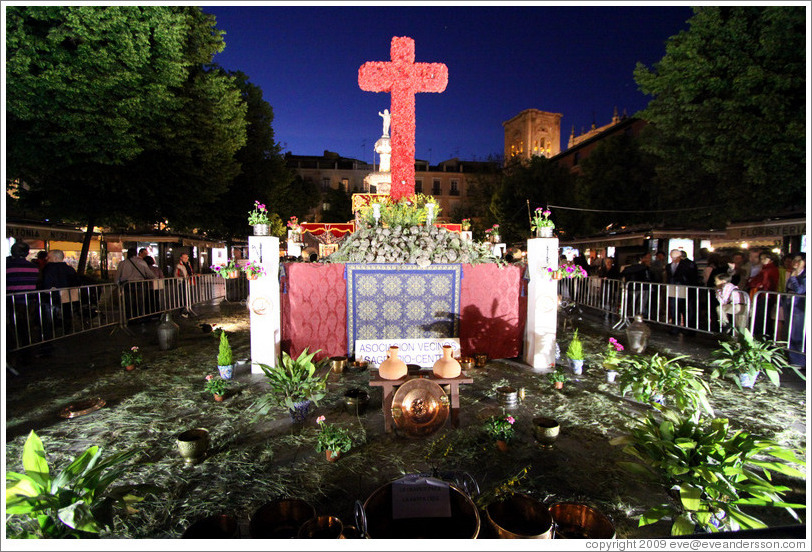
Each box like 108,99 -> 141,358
6,223 -> 88,242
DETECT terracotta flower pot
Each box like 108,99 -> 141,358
496,440 -> 509,452
326,450 -> 341,462
125,364 -> 136,371
554,381 -> 564,390
213,394 -> 224,402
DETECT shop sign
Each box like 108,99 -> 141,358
726,221 -> 806,240
7,225 -> 84,242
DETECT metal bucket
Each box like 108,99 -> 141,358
329,356 -> 347,373
533,417 -> 561,446
360,480 -> 480,538
549,502 -> 616,539
298,515 -> 344,539
486,493 -> 554,539
496,386 -> 518,409
182,514 -> 239,538
249,498 -> 316,539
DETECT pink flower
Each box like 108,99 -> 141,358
258,203 -> 266,211
609,338 -> 617,344
316,415 -> 326,424
206,375 -> 213,381
131,346 -> 138,351
615,343 -> 624,352
506,416 -> 515,424
543,210 -> 551,217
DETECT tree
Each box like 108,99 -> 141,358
634,6 -> 806,221
490,156 -> 576,244
191,71 -> 294,242
574,133 -> 659,234
6,6 -> 247,274
320,184 -> 353,223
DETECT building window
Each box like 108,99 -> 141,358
340,178 -> 349,191
449,180 -> 459,196
573,152 -> 580,166
321,177 -> 331,191
432,179 -> 442,196
415,180 -> 423,194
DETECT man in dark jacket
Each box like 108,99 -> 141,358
621,255 -> 656,317
39,249 -> 80,337
666,249 -> 699,334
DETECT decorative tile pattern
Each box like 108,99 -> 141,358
346,264 -> 462,354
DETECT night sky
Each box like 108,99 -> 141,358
204,4 -> 694,164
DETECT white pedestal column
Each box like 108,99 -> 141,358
523,237 -> 559,371
248,236 -> 281,374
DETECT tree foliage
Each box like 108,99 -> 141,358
634,6 -> 806,221
490,157 -> 576,243
6,6 -> 247,271
575,133 -> 659,233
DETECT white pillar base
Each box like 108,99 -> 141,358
523,237 -> 559,371
248,236 -> 281,374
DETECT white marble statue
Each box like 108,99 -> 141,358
378,108 -> 391,137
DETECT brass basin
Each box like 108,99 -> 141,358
391,379 -> 449,437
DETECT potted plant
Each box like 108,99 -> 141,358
490,224 -> 501,243
287,216 -> 302,240
120,346 -> 142,371
314,415 -> 352,461
204,374 -> 229,401
547,265 -> 588,279
5,430 -> 157,538
565,329 -> 584,374
216,330 -> 234,379
483,414 -> 516,451
531,208 -> 555,237
601,337 -> 624,370
211,260 -> 239,279
248,200 -> 271,235
547,368 -> 567,389
460,218 -> 471,231
610,409 -> 806,535
710,328 -> 803,389
617,354 -> 713,418
242,260 -> 266,281
252,348 -> 329,423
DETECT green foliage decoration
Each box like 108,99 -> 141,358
251,348 -> 328,414
217,330 -> 233,366
710,328 -> 803,389
5,431 -> 158,538
565,329 -> 584,360
314,416 -> 353,454
610,409 -> 806,535
617,354 -> 713,418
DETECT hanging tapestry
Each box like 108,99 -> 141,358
345,263 -> 462,355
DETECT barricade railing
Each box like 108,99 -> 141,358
618,281 -> 751,336
558,277 -> 625,321
6,283 -> 120,351
750,290 -> 807,362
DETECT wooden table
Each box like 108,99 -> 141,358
369,370 -> 474,433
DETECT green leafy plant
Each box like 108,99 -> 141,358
314,416 -> 353,454
252,348 -> 328,414
602,337 -> 624,367
120,346 -> 142,368
211,260 -> 238,278
618,354 -> 713,417
547,367 -> 567,384
530,207 -> 555,230
358,194 -> 442,228
483,415 -> 516,442
5,431 -> 158,538
610,409 -> 806,535
204,374 -> 229,396
247,200 -> 270,225
565,329 -> 584,360
710,328 -> 804,389
216,330 -> 233,366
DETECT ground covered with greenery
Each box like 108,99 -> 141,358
4,303 -> 807,539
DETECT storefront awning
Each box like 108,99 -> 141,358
725,219 -> 806,240
6,223 -> 88,242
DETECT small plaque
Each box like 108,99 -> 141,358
391,475 -> 452,519
355,338 -> 461,368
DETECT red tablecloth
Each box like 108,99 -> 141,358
280,263 -> 525,361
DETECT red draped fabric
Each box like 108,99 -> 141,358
280,263 -> 526,361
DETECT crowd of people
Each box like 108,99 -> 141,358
6,244 -> 201,351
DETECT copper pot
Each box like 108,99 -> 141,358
548,502 -> 616,539
486,493 -> 553,539
249,498 -> 316,539
298,515 -> 344,539
473,353 -> 488,367
329,356 -> 347,373
182,514 -> 240,538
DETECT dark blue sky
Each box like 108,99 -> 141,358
204,4 -> 694,164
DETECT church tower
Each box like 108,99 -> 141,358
503,109 -> 562,162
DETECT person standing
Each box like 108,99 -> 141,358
175,253 -> 195,318
116,247 -> 156,320
666,249 -> 698,334
741,248 -> 763,295
39,249 -> 81,336
621,255 -> 655,318
749,252 -> 779,339
785,255 -> 806,367
6,242 -> 40,348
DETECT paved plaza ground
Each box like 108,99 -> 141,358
4,299 -> 807,539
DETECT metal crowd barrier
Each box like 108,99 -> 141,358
558,277 -> 805,362
750,290 -> 807,360
6,273 -> 244,354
